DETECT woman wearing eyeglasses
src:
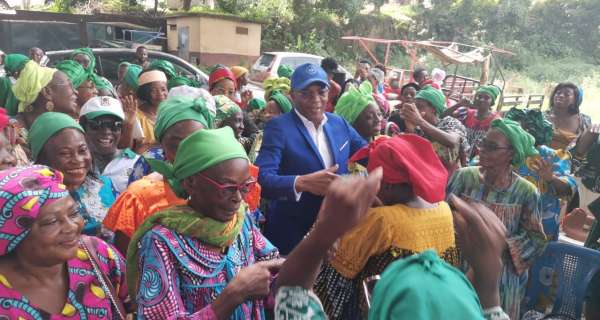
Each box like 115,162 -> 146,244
447,118 -> 547,320
127,127 -> 283,319
80,96 -> 141,194
28,112 -> 116,239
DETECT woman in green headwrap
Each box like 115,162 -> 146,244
0,54 -> 29,116
277,64 -> 294,79
71,47 -> 115,97
127,127 -> 282,319
447,118 -> 547,319
104,95 -> 213,254
505,107 -> 576,240
335,81 -> 382,141
214,94 -> 255,153
400,85 -> 468,174
29,112 -> 116,239
55,59 -> 97,109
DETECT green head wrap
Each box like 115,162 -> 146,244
124,64 -> 143,91
28,112 -> 84,161
263,76 -> 291,100
154,96 -> 215,141
476,85 -> 501,105
277,64 -> 294,79
149,59 -> 177,79
369,250 -> 484,320
491,118 -> 539,166
167,75 -> 200,90
505,107 -> 553,147
335,81 -> 375,124
415,85 -> 446,116
148,127 -> 248,198
4,54 -> 29,74
12,61 -> 57,113
270,90 -> 293,113
55,60 -> 87,89
92,75 -> 113,91
214,95 -> 242,124
248,98 -> 266,111
70,48 -> 112,91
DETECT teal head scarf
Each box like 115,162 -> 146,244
124,64 -> 143,91
475,85 -> 501,105
490,118 -> 539,166
148,127 -> 248,198
415,86 -> 446,116
55,60 -> 87,89
505,107 -> 553,147
335,81 -> 375,124
369,250 -> 484,320
248,98 -> 266,111
4,54 -> 29,75
154,96 -> 214,141
149,59 -> 177,79
28,112 -> 84,161
277,64 -> 294,79
270,91 -> 293,114
71,48 -> 96,75
167,75 -> 200,90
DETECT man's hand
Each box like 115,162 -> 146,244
314,167 -> 383,242
296,165 -> 339,196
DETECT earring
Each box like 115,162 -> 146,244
46,101 -> 54,111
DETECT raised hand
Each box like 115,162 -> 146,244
121,95 -> 138,125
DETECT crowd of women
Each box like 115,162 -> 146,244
0,47 -> 597,320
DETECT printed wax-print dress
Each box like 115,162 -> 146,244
459,109 -> 499,160
517,146 -> 577,240
136,215 -> 279,319
0,236 -> 127,319
447,166 -> 547,320
72,175 -> 117,239
127,146 -> 165,185
417,116 -> 468,174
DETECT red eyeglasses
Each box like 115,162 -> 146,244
199,173 -> 256,197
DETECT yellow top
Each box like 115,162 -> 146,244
331,202 -> 456,278
137,110 -> 156,145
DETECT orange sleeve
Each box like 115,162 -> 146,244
245,164 -> 262,212
102,191 -> 148,238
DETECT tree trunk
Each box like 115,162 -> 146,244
183,0 -> 191,10
154,0 -> 158,15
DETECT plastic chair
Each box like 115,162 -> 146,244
522,242 -> 600,319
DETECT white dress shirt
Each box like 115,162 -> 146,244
293,109 -> 334,201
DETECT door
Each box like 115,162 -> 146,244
178,26 -> 190,62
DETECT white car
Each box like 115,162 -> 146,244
248,51 -> 351,86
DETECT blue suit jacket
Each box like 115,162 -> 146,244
256,111 -> 367,254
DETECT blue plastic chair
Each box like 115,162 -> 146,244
522,242 -> 600,319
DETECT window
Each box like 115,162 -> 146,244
169,24 -> 177,31
257,54 -> 275,68
236,26 -> 249,35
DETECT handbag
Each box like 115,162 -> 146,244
80,236 -> 127,320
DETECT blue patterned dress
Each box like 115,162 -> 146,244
128,146 -> 165,185
517,146 -> 577,240
136,214 -> 279,319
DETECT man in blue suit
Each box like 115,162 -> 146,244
256,63 -> 367,254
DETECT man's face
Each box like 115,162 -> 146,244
136,48 -> 148,62
30,48 -> 44,64
291,83 -> 329,124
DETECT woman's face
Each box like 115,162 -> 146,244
478,129 -> 513,169
0,133 -> 16,171
48,71 -> 79,118
16,196 -> 84,265
40,129 -> 91,190
161,120 -> 205,163
185,158 -> 251,222
553,87 -> 576,110
148,81 -> 168,107
77,80 -> 98,107
211,79 -> 236,100
474,92 -> 493,110
222,112 -> 245,139
415,98 -> 438,124
83,115 -> 122,157
401,87 -> 417,104
354,103 -> 382,140
263,100 -> 282,123
73,53 -> 91,70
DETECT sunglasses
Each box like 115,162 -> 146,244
199,173 -> 256,197
87,119 -> 123,132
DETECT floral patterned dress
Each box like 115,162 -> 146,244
0,236 -> 127,319
135,214 -> 279,319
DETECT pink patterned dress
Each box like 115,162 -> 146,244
135,215 -> 279,319
0,236 -> 127,319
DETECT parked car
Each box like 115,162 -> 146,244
46,48 -> 208,88
248,51 -> 352,86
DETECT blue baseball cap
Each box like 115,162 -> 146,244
291,63 -> 330,91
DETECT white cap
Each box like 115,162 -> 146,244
167,85 -> 216,117
80,96 -> 125,120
